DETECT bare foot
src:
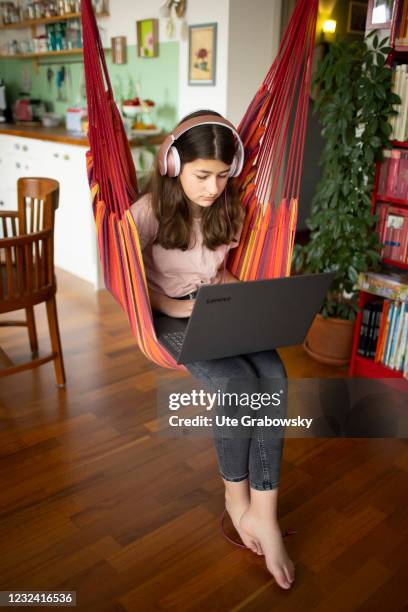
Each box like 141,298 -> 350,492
239,507 -> 295,589
225,496 -> 263,555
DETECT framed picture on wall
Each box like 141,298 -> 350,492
111,36 -> 127,64
366,0 -> 396,30
188,23 -> 217,86
347,2 -> 368,34
136,18 -> 159,58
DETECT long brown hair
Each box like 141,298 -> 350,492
140,109 -> 245,251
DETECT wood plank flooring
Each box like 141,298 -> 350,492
0,268 -> 407,611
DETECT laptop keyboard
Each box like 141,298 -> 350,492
162,331 -> 186,354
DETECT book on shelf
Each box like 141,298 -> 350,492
357,300 -> 383,358
381,300 -> 408,371
357,298 -> 408,377
378,148 -> 408,200
375,203 -> 408,263
375,299 -> 390,363
395,0 -> 408,45
390,64 -> 408,141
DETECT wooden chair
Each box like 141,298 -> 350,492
0,177 -> 66,387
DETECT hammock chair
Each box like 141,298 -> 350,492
80,0 -> 318,372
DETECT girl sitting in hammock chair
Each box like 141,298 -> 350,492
130,109 -> 295,590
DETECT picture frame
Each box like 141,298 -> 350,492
347,2 -> 368,34
111,36 -> 127,64
366,0 -> 396,30
136,18 -> 159,58
188,23 -> 217,86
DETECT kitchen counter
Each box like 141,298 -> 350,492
0,122 -> 167,147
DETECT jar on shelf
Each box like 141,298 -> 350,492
46,23 -> 56,50
45,1 -> 58,17
63,0 -> 73,13
57,21 -> 67,49
65,19 -> 79,48
1,2 -> 18,24
1,3 -> 10,24
33,34 -> 47,52
92,0 -> 104,14
33,1 -> 45,18
20,39 -> 32,53
26,3 -> 36,19
9,39 -> 20,54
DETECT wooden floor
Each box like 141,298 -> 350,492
0,269 -> 407,612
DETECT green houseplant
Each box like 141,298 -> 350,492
292,31 -> 400,365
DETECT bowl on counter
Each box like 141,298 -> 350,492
122,104 -> 142,118
41,113 -> 61,128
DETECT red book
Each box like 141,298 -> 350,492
378,151 -> 390,195
400,220 -> 408,263
375,300 -> 388,363
386,150 -> 401,197
377,203 -> 388,253
396,154 -> 408,200
383,206 -> 408,261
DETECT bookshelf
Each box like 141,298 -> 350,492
348,0 -> 408,381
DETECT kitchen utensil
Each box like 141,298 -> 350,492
47,67 -> 54,90
66,65 -> 72,103
56,66 -> 66,101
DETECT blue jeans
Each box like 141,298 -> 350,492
154,311 -> 287,491
184,350 -> 287,491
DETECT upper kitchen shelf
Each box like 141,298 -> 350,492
0,11 -> 109,29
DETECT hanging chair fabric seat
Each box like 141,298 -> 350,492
80,0 -> 318,371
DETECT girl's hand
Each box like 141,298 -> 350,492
166,297 -> 195,318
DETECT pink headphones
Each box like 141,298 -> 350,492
157,113 -> 245,178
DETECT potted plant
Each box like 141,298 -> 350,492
292,31 -> 399,366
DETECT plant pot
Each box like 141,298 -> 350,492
303,313 -> 354,366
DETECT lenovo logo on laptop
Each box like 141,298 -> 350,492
206,297 -> 232,304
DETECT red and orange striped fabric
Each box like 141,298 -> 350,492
81,0 -> 318,370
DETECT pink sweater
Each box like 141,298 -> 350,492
130,193 -> 243,298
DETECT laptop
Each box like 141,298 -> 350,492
154,272 -> 336,364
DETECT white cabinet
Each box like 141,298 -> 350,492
0,134 -> 99,287
45,142 -> 98,287
0,135 -> 45,210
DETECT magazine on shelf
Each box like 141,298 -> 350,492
356,270 -> 408,300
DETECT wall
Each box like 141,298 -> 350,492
226,0 -> 282,127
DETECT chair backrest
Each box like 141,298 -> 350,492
0,178 -> 59,313
0,223 -> 55,313
0,210 -> 18,239
17,177 -> 59,234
